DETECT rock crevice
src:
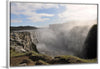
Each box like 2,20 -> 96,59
10,32 -> 38,53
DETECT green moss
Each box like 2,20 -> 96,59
10,48 -> 97,65
35,60 -> 49,65
10,49 -> 39,57
10,49 -> 26,57
29,53 -> 52,62
26,51 -> 39,56
54,55 -> 97,63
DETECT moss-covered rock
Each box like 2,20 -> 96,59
35,60 -> 49,65
50,55 -> 97,64
29,52 -> 52,63
10,49 -> 97,67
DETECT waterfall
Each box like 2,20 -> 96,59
29,23 -> 93,57
16,21 -> 96,57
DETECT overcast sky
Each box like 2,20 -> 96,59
11,3 -> 97,27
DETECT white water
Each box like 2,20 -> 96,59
30,23 -> 94,57
16,21 -> 96,57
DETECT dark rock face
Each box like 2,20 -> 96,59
10,32 -> 38,53
83,24 -> 97,59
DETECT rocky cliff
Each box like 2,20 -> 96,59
10,25 -> 97,66
10,32 -> 38,53
82,24 -> 97,59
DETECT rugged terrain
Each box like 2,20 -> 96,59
10,24 -> 97,66
10,50 -> 97,66
10,32 -> 38,53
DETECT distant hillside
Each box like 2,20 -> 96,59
10,26 -> 37,32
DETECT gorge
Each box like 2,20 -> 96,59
10,22 -> 97,59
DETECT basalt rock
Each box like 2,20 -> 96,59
83,24 -> 97,59
10,32 -> 38,53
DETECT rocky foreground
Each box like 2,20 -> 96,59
10,50 -> 96,66
10,25 -> 97,66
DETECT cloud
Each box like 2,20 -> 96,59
11,3 -> 59,22
11,3 -> 59,14
11,19 -> 22,23
27,16 -> 50,22
11,3 -> 97,26
24,12 -> 54,22
58,4 -> 97,22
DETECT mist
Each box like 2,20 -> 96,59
29,20 -> 96,57
17,20 -> 96,57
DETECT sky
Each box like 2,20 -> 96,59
11,3 -> 97,27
